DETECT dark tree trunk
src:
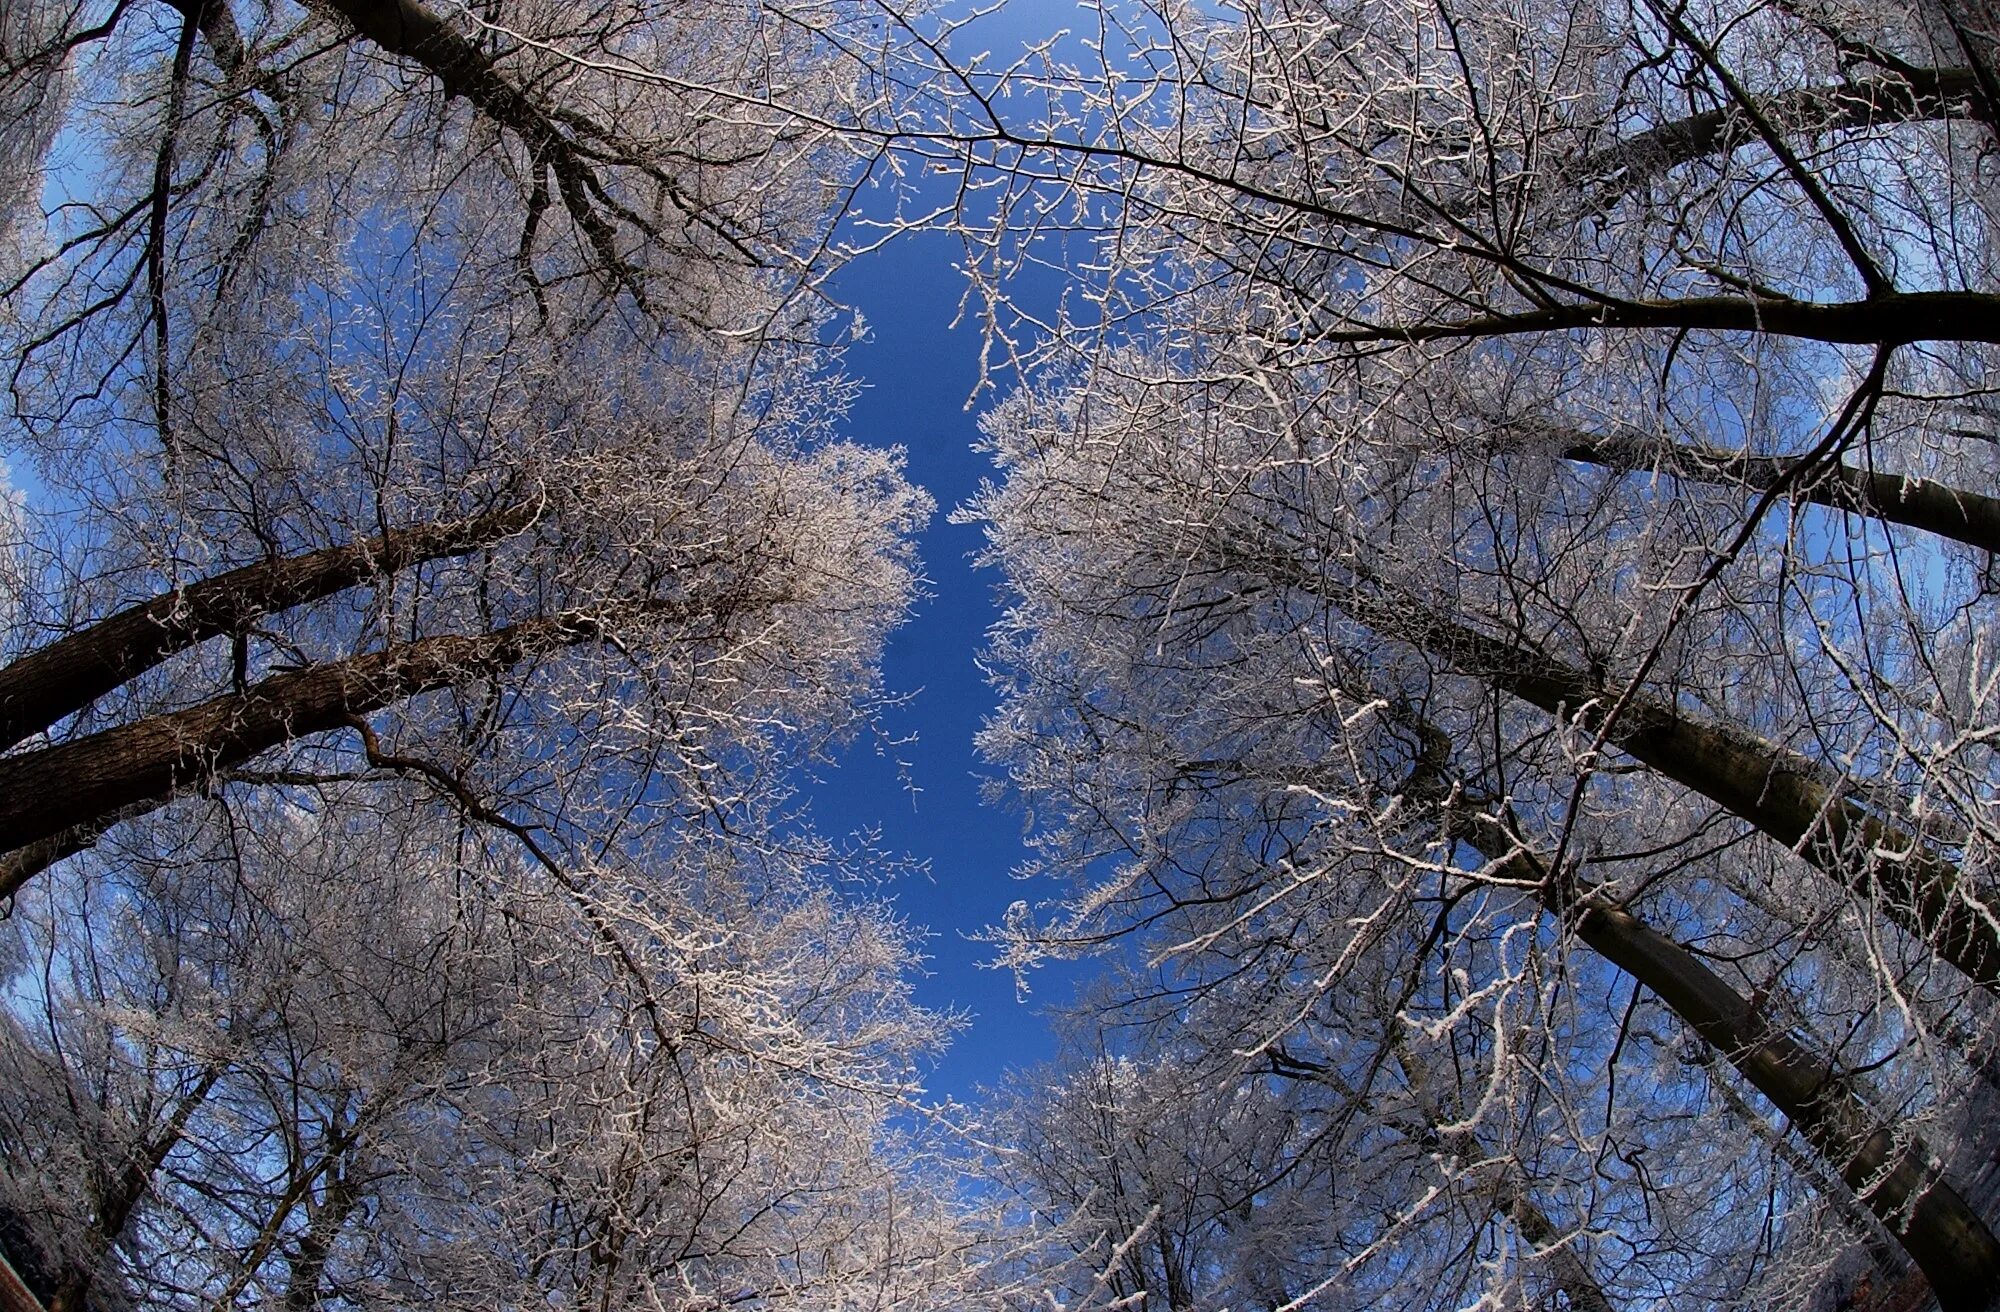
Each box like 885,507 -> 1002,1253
1574,67 -> 1982,203
1465,823 -> 2000,1310
319,0 -> 644,292
1553,427 -> 2000,554
1396,1044 -> 1617,1312
0,606 -> 626,860
1329,580 -> 2000,991
1320,290 -> 2000,349
1925,0 -> 2000,127
281,1167 -> 361,1312
0,499 -> 539,750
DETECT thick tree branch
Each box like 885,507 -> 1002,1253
0,498 -> 541,751
161,0 -> 250,80
317,0 -> 535,117
47,1064 -> 224,1312
1310,289 -> 2000,348
1273,565 -> 2000,990
316,0 -> 647,299
0,803 -> 154,904
1642,0 -> 1890,293
1391,1041 -> 1615,1312
0,597 -> 699,860
1926,0 -> 2000,129
1455,820 -> 1998,1309
1574,68 -> 1981,203
281,1163 -> 361,1312
1548,427 -> 2000,553
145,6 -> 200,458
206,1080 -> 397,1310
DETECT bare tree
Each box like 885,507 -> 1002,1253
986,1033 -> 1312,1312
0,0 -> 931,893
0,4 -> 998,1307
0,791 -> 990,1310
949,0 -> 2000,1305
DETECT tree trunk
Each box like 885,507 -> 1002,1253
0,803 -> 154,902
1395,1044 -> 1616,1312
1318,289 -> 2000,349
281,1166 -> 362,1312
1925,0 -> 2000,126
1573,67 -> 1982,204
0,498 -> 539,750
319,0 -> 642,292
1499,1186 -> 1615,1312
1465,822 -> 2000,1309
0,604 -> 647,860
1326,577 -> 2000,991
320,0 -> 538,115
1552,427 -> 2000,554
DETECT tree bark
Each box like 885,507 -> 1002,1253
1925,0 -> 2000,127
321,0 -> 546,125
1499,1186 -> 1614,1312
0,602 -> 655,860
0,804 -> 154,903
1394,1044 -> 1616,1312
165,0 -> 250,77
1574,68 -> 1982,203
1315,289 -> 2000,349
0,498 -> 539,750
281,1164 -> 362,1312
1551,427 -> 2000,554
1326,579 -> 2000,991
318,0 -> 645,292
1465,823 -> 2000,1310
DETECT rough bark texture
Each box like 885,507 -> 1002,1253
1553,428 -> 2000,554
1467,825 -> 2000,1310
0,499 -> 539,750
0,606 -> 622,858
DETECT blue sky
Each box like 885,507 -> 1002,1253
8,0 -> 1096,1107
815,1 -> 1098,1103
823,227 -> 1054,1103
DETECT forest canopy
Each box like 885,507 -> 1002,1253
3,0 -> 2000,1310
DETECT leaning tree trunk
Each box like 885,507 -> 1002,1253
1460,820 -> 2000,1310
0,498 -> 539,750
0,600 -> 693,864
1546,425 -> 2000,554
1310,572 -> 2000,992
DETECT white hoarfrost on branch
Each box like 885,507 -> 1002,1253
0,1 -> 1015,1308
954,0 -> 2000,1307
